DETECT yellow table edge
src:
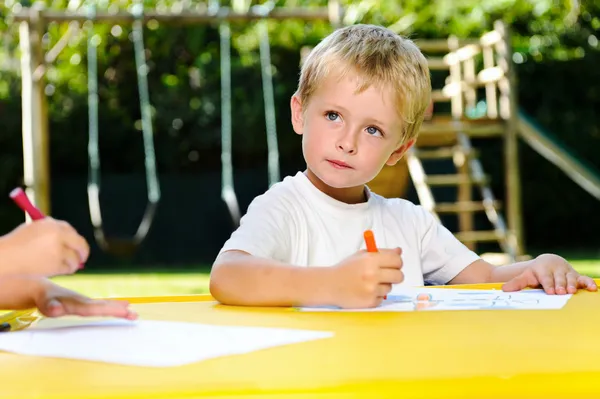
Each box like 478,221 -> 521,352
4,279 -> 599,331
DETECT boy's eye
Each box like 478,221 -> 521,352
325,112 -> 340,121
366,126 -> 382,137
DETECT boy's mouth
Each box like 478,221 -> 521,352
326,159 -> 353,169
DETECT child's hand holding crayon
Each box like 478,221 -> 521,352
0,188 -> 89,277
0,218 -> 89,277
327,231 -> 403,308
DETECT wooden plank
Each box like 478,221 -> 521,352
427,57 -> 449,70
425,174 -> 488,186
19,8 -> 51,218
455,230 -> 504,242
413,147 -> 479,160
434,201 -> 501,213
415,38 -> 479,53
419,121 -> 505,136
495,20 -> 524,255
12,7 -> 332,23
431,89 -> 450,103
457,159 -> 475,250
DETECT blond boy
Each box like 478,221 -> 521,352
210,24 -> 596,308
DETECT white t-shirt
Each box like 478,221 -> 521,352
219,171 -> 480,287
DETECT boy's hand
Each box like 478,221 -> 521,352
502,254 -> 597,295
328,248 -> 404,308
0,219 -> 89,277
0,275 -> 137,320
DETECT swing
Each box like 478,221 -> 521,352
213,0 -> 241,227
85,3 -> 160,256
213,0 -> 280,228
256,1 -> 280,188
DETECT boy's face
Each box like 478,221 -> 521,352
291,68 -> 414,203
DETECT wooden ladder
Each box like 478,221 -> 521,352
408,22 -> 529,264
408,124 -> 519,260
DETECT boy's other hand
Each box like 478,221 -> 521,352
0,275 -> 137,320
502,254 -> 597,295
329,247 -> 403,308
0,218 -> 89,277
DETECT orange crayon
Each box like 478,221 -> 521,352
363,230 -> 386,300
363,230 -> 377,253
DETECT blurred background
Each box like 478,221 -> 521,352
0,0 -> 598,298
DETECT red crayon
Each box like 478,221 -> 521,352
10,188 -> 45,220
10,187 -> 84,270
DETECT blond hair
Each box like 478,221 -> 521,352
297,24 -> 431,142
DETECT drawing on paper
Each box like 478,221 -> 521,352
298,288 -> 572,312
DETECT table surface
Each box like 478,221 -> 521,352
2,282 -> 600,399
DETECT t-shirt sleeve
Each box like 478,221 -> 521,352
414,205 -> 481,284
218,191 -> 292,262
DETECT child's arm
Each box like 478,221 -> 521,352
0,275 -> 137,319
0,219 -> 89,277
449,254 -> 597,294
210,248 -> 404,308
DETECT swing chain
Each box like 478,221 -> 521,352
85,1 -> 161,253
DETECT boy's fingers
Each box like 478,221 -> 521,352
501,276 -> 524,292
379,268 -> 404,284
577,276 -> 598,292
64,299 -> 135,319
538,274 -> 555,295
377,250 -> 403,269
553,273 -> 567,295
38,299 -> 67,318
377,283 -> 392,297
62,247 -> 81,274
566,272 -> 578,294
502,271 -> 537,292
59,223 -> 90,263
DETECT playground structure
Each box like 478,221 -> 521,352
12,1 -> 342,255
370,22 -> 600,263
11,4 -> 600,261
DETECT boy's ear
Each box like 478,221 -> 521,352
386,138 -> 416,166
290,94 -> 304,135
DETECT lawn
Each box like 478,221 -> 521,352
52,256 -> 600,299
52,271 -> 211,298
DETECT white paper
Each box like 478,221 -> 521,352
0,319 -> 333,367
299,287 -> 572,312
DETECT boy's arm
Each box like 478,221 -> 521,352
210,249 -> 405,308
209,250 -> 336,307
449,254 -> 597,294
448,258 -> 530,285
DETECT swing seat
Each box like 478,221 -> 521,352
86,4 -> 160,257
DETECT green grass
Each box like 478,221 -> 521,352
51,256 -> 600,299
52,272 -> 211,298
568,259 -> 600,278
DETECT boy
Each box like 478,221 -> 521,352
209,24 -> 596,309
0,219 -> 136,320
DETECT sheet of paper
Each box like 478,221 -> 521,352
299,287 -> 572,312
0,319 -> 333,367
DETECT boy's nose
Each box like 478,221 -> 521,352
336,132 -> 357,154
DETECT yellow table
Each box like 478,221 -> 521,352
2,282 -> 600,399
